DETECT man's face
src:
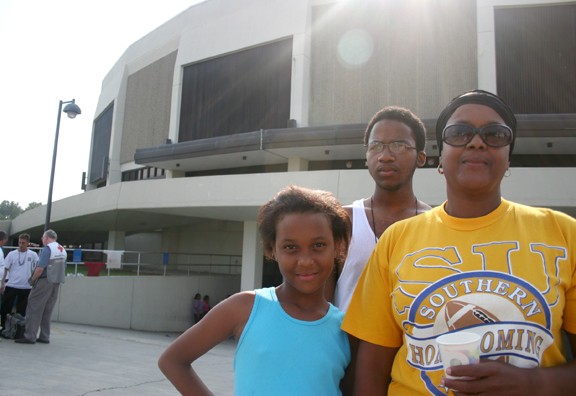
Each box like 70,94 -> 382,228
366,119 -> 425,192
18,238 -> 29,252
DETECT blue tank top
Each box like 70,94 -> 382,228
234,287 -> 350,395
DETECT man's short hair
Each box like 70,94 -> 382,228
43,229 -> 58,240
364,106 -> 427,151
0,231 -> 7,241
18,233 -> 30,242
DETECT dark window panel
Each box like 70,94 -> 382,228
90,103 -> 113,184
179,38 -> 293,141
495,4 -> 576,114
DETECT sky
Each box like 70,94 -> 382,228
0,0 -> 204,208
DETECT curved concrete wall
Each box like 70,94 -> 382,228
53,275 -> 240,332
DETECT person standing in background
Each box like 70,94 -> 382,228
192,293 -> 203,323
0,231 -> 8,328
326,106 -> 431,312
201,295 -> 211,319
16,229 -> 67,344
1,233 -> 38,332
0,231 -> 7,270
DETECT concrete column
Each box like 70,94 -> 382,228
288,156 -> 309,171
107,230 -> 126,250
290,31 -> 311,126
476,0 -> 498,92
240,221 -> 263,291
166,169 -> 185,178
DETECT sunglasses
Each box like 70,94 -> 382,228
442,124 -> 513,148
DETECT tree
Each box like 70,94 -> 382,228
24,202 -> 42,211
0,200 -> 23,220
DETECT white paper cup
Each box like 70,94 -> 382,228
436,331 -> 480,379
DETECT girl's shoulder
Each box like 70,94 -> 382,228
221,291 -> 257,312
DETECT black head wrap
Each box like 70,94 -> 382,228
435,90 -> 517,155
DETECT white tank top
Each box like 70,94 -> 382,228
334,199 -> 376,311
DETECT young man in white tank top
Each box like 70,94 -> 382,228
326,106 -> 431,311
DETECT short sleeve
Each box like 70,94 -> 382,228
341,238 -> 403,347
563,267 -> 576,334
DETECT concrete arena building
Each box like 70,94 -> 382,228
8,0 -> 576,305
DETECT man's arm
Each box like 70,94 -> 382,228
1,268 -> 7,293
29,266 -> 44,286
30,247 -> 50,285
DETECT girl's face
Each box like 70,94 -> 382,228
272,212 -> 338,296
440,104 -> 511,198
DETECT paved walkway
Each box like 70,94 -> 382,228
0,322 -> 235,396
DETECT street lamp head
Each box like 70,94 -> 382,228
45,98 -> 82,231
63,101 -> 82,119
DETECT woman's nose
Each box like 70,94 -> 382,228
467,133 -> 486,148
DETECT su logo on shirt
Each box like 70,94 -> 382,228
390,241 -> 566,375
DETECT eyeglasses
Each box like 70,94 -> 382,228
442,124 -> 513,148
366,141 -> 417,154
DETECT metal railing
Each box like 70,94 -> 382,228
2,246 -> 242,277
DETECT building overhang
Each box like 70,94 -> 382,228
134,114 -> 576,173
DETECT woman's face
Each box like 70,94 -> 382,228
440,104 -> 511,198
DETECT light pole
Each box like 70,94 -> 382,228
44,99 -> 82,232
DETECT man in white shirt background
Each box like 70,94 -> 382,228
1,233 -> 39,333
0,230 -> 8,330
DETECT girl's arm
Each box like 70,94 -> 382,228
158,292 -> 255,396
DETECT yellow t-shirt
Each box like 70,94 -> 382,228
342,199 -> 576,395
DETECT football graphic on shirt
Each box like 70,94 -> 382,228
443,299 -> 509,364
444,300 -> 498,330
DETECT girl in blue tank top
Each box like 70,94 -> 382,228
159,185 -> 353,395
